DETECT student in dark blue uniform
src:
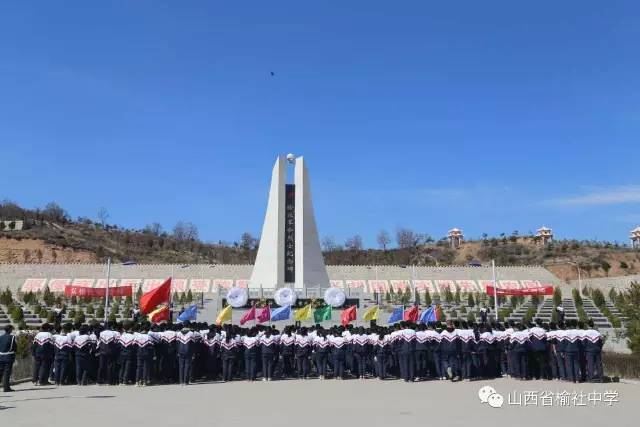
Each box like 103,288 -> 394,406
312,329 -> 330,380
564,320 -> 582,383
74,324 -> 95,386
459,321 -> 475,381
220,332 -> 237,382
372,328 -> 388,380
204,325 -> 220,381
294,328 -> 312,379
439,321 -> 460,381
329,330 -> 346,380
528,320 -> 548,380
279,326 -> 295,379
53,323 -> 74,386
0,325 -> 17,392
352,327 -> 369,379
241,329 -> 260,381
397,322 -> 416,382
554,324 -> 568,381
32,323 -> 54,386
260,328 -> 278,381
414,324 -> 429,380
177,324 -> 195,385
97,322 -> 120,385
135,323 -> 155,386
509,323 -> 529,380
545,323 -> 559,380
583,320 -> 604,382
118,322 -> 136,385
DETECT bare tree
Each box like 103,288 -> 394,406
321,236 -> 338,252
345,235 -> 363,252
376,230 -> 391,251
97,207 -> 109,228
396,227 -> 425,249
144,222 -> 163,236
173,221 -> 199,241
42,202 -> 69,223
240,232 -> 258,250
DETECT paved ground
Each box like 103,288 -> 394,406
1,378 -> 637,427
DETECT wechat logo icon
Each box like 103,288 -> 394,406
478,385 -> 504,408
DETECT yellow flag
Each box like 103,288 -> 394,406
294,303 -> 312,321
362,305 -> 379,321
215,305 -> 232,325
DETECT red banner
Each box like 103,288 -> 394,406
485,285 -> 553,296
64,285 -> 133,298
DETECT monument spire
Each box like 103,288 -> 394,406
249,154 -> 330,292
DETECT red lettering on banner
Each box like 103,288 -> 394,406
212,279 -> 234,290
369,280 -> 389,293
413,280 -> 436,293
500,280 -> 521,290
435,280 -> 455,293
21,278 -> 47,292
94,279 -> 119,288
189,279 -> 210,292
521,280 -> 541,289
48,279 -> 71,293
478,280 -> 498,290
171,279 -> 188,293
456,280 -> 479,293
390,280 -> 411,293
119,279 -> 142,291
345,280 -> 366,289
235,279 -> 249,288
330,280 -> 344,288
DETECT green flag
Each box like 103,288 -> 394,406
313,305 -> 332,323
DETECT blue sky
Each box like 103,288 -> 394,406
1,1 -> 639,246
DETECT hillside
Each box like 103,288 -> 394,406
1,200 -> 639,283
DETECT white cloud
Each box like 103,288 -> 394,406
548,185 -> 640,206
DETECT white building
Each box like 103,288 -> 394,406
631,226 -> 640,249
536,226 -> 553,245
447,228 -> 464,248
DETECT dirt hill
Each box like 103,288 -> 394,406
1,199 -> 639,282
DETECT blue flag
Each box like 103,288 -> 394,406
388,306 -> 403,324
177,304 -> 198,322
419,306 -> 435,324
270,305 -> 291,322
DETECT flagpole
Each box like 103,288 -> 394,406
411,264 -> 416,305
170,264 -> 175,323
103,257 -> 111,323
492,260 -> 499,323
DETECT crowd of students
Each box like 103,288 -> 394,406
0,316 -> 607,391
7,316 -> 604,389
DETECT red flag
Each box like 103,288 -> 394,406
341,305 -> 357,326
140,278 -> 171,315
403,305 -> 419,323
257,306 -> 271,323
240,306 -> 256,325
148,305 -> 169,324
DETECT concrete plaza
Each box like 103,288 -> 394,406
1,378 -> 637,427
